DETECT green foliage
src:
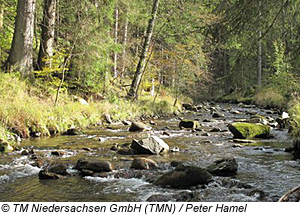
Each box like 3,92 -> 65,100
267,41 -> 299,96
34,50 -> 68,88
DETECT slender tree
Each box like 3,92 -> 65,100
127,0 -> 160,99
121,8 -> 128,77
257,0 -> 262,87
113,4 -> 119,78
0,3 -> 3,30
6,0 -> 36,76
38,0 -> 56,69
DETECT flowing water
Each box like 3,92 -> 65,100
0,103 -> 298,202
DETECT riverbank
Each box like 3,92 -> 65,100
214,88 -> 287,111
0,73 -> 184,149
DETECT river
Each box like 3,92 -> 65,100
0,103 -> 298,202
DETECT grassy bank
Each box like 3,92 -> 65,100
0,73 -> 184,147
215,88 -> 287,111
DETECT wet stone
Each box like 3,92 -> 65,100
63,128 -> 82,135
75,158 -> 114,172
131,158 -> 158,170
206,157 -> 238,176
154,165 -> 213,188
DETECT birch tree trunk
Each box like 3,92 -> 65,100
0,4 -> 3,30
6,0 -> 36,76
113,5 -> 118,78
38,0 -> 56,70
121,10 -> 128,77
127,0 -> 160,99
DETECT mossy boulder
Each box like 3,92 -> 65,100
229,122 -> 270,139
179,120 -> 201,131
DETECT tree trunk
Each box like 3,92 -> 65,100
38,0 -> 56,70
6,0 -> 36,76
113,5 -> 118,78
0,4 -> 3,30
257,0 -> 262,87
127,0 -> 160,100
121,10 -> 128,77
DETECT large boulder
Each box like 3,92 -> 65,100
179,120 -> 201,131
131,136 -> 169,155
228,122 -> 270,139
75,158 -> 114,172
129,122 -> 152,132
131,158 -> 158,170
154,165 -> 213,188
206,157 -> 238,176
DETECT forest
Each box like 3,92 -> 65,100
0,0 -> 300,202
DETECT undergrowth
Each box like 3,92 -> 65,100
0,73 -> 182,146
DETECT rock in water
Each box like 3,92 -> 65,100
154,165 -> 213,188
75,158 -> 114,172
228,122 -> 270,139
122,120 -> 131,125
129,122 -> 152,132
212,111 -> 224,118
206,157 -> 238,176
179,120 -> 201,131
182,103 -> 193,111
103,113 -> 112,124
38,170 -> 61,180
38,164 -> 70,180
0,141 -> 14,152
47,163 -> 70,176
131,136 -> 169,155
131,158 -> 158,170
63,128 -> 82,135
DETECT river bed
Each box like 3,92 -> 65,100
0,103 -> 298,202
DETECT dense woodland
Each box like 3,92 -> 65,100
1,0 -> 300,145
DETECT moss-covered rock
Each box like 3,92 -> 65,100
228,122 -> 270,139
179,120 -> 201,131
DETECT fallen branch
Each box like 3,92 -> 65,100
278,185 -> 300,202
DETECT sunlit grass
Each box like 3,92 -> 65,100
0,73 -> 181,145
253,88 -> 285,110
